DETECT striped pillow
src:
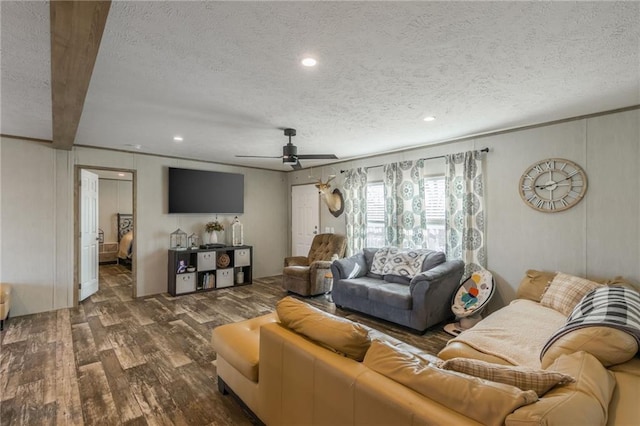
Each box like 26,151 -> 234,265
439,357 -> 574,397
540,272 -> 603,316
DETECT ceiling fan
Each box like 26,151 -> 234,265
236,128 -> 338,170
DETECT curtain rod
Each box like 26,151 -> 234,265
340,147 -> 489,173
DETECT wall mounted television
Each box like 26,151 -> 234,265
168,167 -> 244,214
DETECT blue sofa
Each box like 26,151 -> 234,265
331,248 -> 464,332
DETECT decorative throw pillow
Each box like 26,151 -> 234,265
516,270 -> 557,302
381,250 -> 428,279
540,272 -> 603,316
438,357 -> 575,397
370,247 -> 393,275
540,326 -> 638,369
276,296 -> 371,361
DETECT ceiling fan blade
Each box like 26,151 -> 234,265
296,154 -> 338,160
235,155 -> 282,159
291,160 -> 303,170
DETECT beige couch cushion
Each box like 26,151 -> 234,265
276,296 -> 371,361
439,299 -> 567,368
540,272 -> 603,316
517,270 -> 557,302
505,351 -> 616,426
210,312 -> 278,382
364,339 -> 537,426
541,326 -> 638,369
439,357 -> 574,397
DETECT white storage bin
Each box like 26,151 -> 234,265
234,249 -> 251,267
175,273 -> 196,294
216,268 -> 234,288
198,251 -> 217,271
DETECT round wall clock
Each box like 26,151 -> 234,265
519,158 -> 588,212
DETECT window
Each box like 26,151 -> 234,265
366,182 -> 385,247
424,176 -> 446,252
365,175 -> 446,251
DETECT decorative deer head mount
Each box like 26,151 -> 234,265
315,175 -> 344,218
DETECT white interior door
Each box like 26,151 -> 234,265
291,184 -> 320,256
80,169 -> 99,301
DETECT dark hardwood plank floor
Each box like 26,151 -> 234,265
0,264 -> 452,425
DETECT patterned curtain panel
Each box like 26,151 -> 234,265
445,150 -> 487,276
383,160 -> 426,248
343,167 -> 368,256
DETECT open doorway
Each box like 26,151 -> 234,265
74,166 -> 136,305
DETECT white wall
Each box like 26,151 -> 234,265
98,178 -> 133,243
2,108 -> 637,316
287,109 -> 640,311
0,139 -> 74,316
0,140 -> 288,316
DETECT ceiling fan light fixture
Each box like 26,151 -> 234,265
283,156 -> 297,165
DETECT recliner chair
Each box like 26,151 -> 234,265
0,283 -> 12,331
282,233 -> 347,296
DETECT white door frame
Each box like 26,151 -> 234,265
74,165 -> 137,306
291,183 -> 320,257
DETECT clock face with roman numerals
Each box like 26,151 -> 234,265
519,158 -> 588,212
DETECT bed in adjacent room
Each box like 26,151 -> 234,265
117,213 -> 134,269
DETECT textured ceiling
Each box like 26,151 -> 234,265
2,1 -> 639,171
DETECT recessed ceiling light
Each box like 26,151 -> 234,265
423,116 -> 436,122
301,57 -> 317,67
118,173 -> 125,177
173,136 -> 183,142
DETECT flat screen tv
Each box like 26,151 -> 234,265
168,168 -> 244,214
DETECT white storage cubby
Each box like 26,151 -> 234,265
234,249 -> 251,267
175,273 -> 196,294
216,268 -> 234,288
197,251 -> 217,271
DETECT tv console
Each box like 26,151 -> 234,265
168,245 -> 252,296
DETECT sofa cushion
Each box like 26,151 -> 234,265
333,251 -> 368,279
439,357 -> 574,397
364,340 -> 538,426
363,248 -> 383,278
368,282 -> 412,310
541,326 -> 639,369
276,296 -> 371,361
440,299 -> 567,368
335,276 -> 382,299
420,249 -> 446,272
505,351 -> 616,426
517,269 -> 557,302
540,272 -> 603,316
383,274 -> 411,285
210,312 -> 278,382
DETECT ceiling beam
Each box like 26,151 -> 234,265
50,0 -> 111,150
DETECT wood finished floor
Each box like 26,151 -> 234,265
0,264 -> 452,425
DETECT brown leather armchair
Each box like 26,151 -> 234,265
282,233 -> 347,296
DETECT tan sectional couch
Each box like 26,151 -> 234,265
211,272 -> 640,425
